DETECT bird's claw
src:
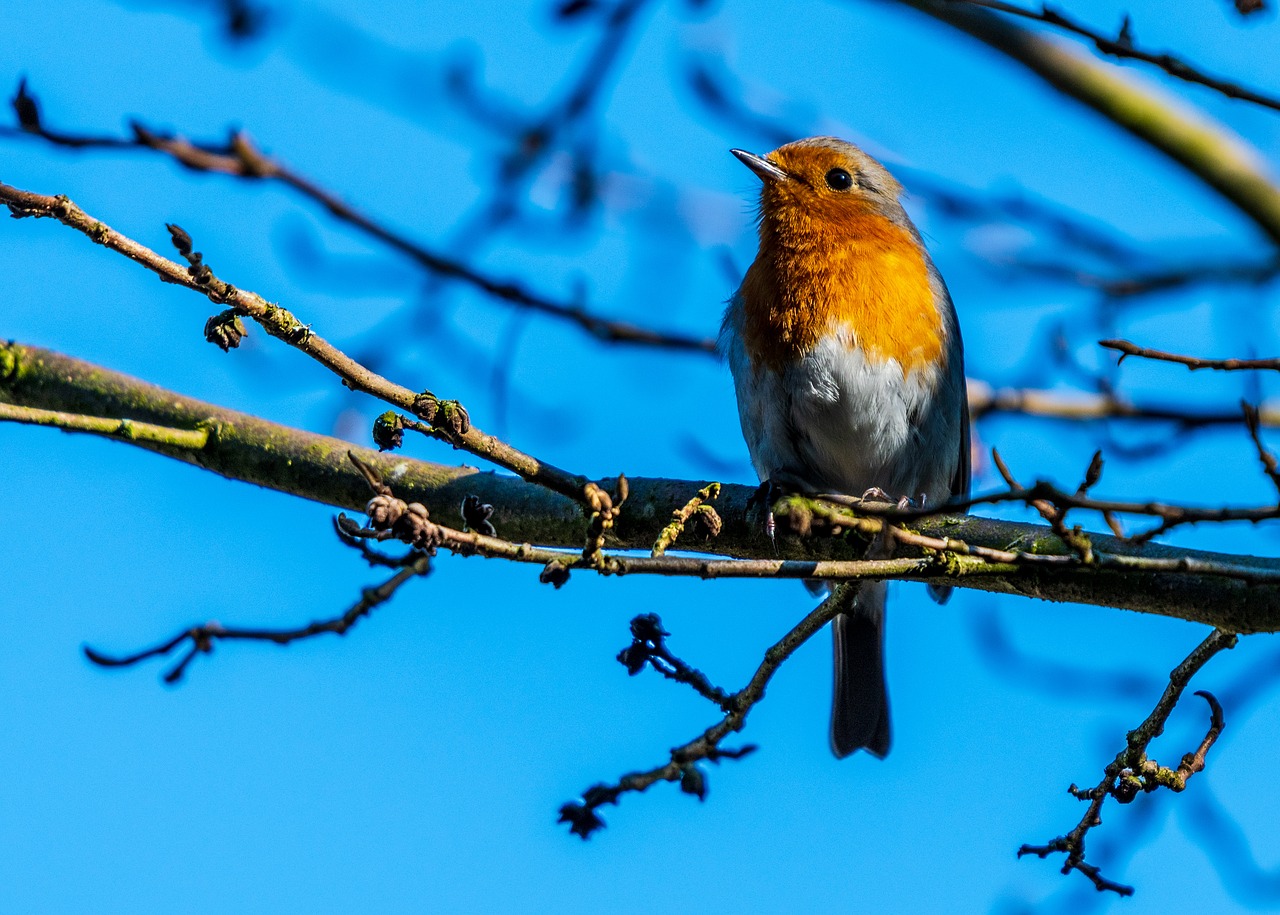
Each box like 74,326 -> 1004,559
749,479 -> 782,553
861,487 -> 925,511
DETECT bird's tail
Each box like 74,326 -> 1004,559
830,580 -> 890,759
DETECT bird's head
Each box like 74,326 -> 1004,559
732,137 -> 909,238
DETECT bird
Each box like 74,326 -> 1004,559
720,136 -> 970,759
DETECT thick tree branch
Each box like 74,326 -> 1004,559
6,341 -> 1280,631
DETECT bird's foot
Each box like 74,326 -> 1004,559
748,479 -> 783,552
861,488 -> 925,511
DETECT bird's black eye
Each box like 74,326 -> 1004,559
825,167 -> 854,191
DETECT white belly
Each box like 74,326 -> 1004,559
725,328 -> 960,504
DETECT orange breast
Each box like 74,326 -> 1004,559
739,211 -> 944,377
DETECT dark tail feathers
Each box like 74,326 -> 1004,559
830,581 -> 890,759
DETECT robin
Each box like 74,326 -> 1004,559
721,137 -> 970,758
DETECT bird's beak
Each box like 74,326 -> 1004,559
731,148 -> 790,183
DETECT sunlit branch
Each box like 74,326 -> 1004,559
7,341 -> 1280,630
946,0 -> 1280,113
888,0 -> 1280,245
0,180 -> 596,504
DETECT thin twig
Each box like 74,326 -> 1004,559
1017,629 -> 1236,895
1244,402 -> 1280,497
2,81 -> 713,354
819,454 -> 1280,545
559,583 -> 859,837
0,180 -> 594,504
84,554 -> 432,683
1102,339 -> 1280,372
651,482 -> 722,556
616,613 -> 732,709
946,0 -> 1280,112
0,402 -> 210,449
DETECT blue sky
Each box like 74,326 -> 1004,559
4,0 -> 1280,912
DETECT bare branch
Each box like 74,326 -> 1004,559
1244,402 -> 1280,497
1019,629 -> 1237,895
616,613 -> 732,709
10,342 -> 1280,630
966,380 -> 1280,428
1006,256 -> 1280,299
7,172 -> 1279,438
560,584 -> 858,837
1102,339 -> 1280,372
2,84 -> 714,354
0,402 -> 210,449
0,180 -> 595,504
84,554 -> 432,682
890,0 -> 1280,245
822,455 -> 1280,545
946,0 -> 1280,113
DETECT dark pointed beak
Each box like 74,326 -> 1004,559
731,148 -> 789,183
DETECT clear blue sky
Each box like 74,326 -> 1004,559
4,0 -> 1280,912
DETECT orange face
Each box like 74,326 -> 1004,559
750,141 -> 906,230
734,138 -> 945,378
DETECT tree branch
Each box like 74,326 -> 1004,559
7,341 -> 1280,631
0,180 -> 596,505
1102,339 -> 1280,372
83,553 -> 432,683
1019,629 -> 1236,895
0,401 -> 210,449
4,80 -> 713,354
966,379 -> 1280,428
945,0 -> 1280,113
887,0 -> 1280,246
5,176 -> 1276,435
561,586 -> 857,836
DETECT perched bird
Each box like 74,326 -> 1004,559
721,137 -> 970,759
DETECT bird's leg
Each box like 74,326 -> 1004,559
747,478 -> 781,552
752,473 -> 810,553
